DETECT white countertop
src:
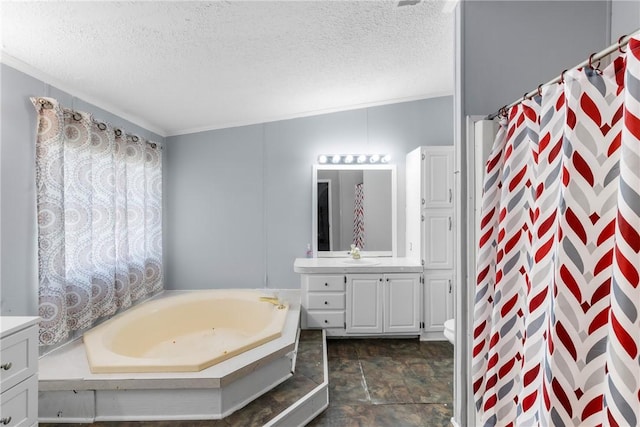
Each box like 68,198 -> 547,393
1,316 -> 39,338
293,257 -> 423,274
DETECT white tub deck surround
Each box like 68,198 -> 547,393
84,290 -> 289,373
39,290 -> 301,422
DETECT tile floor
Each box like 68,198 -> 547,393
40,333 -> 453,427
309,338 -> 453,427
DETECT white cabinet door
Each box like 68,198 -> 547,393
424,272 -> 453,331
384,274 -> 421,333
423,211 -> 453,269
423,147 -> 454,209
346,275 -> 383,334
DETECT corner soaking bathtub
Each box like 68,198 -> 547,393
83,290 -> 289,373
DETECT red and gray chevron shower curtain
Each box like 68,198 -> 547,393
473,37 -> 640,426
353,182 -> 365,249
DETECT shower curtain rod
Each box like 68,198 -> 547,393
487,29 -> 640,120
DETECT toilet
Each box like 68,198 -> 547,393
444,318 -> 455,344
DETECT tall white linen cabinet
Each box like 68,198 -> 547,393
406,146 -> 455,340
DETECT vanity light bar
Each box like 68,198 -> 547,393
317,154 -> 391,164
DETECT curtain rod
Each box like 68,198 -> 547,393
487,29 -> 640,120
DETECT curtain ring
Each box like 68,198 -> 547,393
72,112 -> 82,121
588,52 -> 600,70
114,129 -> 122,137
618,35 -> 627,53
97,122 -> 107,131
559,69 -> 567,84
522,92 -> 529,101
500,106 -> 508,118
131,135 -> 139,142
537,84 -> 543,97
39,98 -> 53,109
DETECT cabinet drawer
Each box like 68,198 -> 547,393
1,326 -> 37,392
306,275 -> 345,292
306,311 -> 345,328
307,293 -> 345,310
0,374 -> 38,427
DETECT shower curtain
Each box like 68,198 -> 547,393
33,97 -> 163,346
473,37 -> 640,426
353,182 -> 365,248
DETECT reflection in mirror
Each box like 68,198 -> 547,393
312,165 -> 396,257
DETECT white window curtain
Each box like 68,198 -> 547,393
32,97 -> 163,346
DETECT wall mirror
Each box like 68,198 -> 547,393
312,164 -> 397,257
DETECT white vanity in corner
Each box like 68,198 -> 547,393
294,258 -> 423,337
0,316 -> 39,427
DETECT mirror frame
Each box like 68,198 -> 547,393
312,164 -> 397,258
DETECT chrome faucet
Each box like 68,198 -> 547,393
259,296 -> 286,309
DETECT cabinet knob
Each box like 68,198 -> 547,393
1,417 -> 11,425
1,362 -> 12,370
421,198 -> 425,205
324,282 -> 328,287
324,319 -> 329,324
324,301 -> 328,305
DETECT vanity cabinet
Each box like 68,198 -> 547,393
423,272 -> 454,332
301,274 -> 346,330
406,146 -> 455,340
346,274 -> 421,334
295,258 -> 424,337
423,211 -> 454,269
0,317 -> 39,427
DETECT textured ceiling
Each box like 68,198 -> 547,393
1,1 -> 454,137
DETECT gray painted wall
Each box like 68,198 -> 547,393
611,0 -> 640,44
165,96 -> 453,291
463,1 -> 610,117
362,169 -> 392,252
0,64 -> 164,316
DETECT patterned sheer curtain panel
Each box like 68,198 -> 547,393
32,97 -> 163,346
472,37 -> 640,426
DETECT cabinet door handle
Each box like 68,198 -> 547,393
448,217 -> 452,230
1,362 -> 12,370
448,280 -> 452,293
421,198 -> 425,205
449,188 -> 452,203
1,417 -> 11,425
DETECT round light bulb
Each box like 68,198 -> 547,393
357,155 -> 367,163
381,155 -> 391,163
332,155 -> 341,164
344,155 -> 354,164
370,154 -> 380,163
318,155 -> 328,164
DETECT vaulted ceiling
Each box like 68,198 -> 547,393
2,1 -> 454,137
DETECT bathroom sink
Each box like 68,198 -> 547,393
341,259 -> 380,266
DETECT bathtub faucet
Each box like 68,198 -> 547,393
259,296 -> 286,310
